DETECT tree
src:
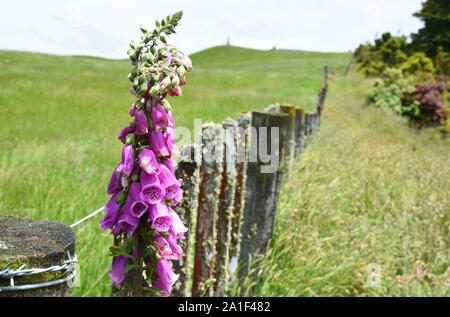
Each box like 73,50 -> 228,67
410,0 -> 450,59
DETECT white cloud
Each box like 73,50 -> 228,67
0,0 -> 424,59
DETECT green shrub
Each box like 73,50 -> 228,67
401,52 -> 435,76
367,68 -> 419,116
355,34 -> 411,77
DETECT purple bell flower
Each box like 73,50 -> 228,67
107,167 -> 122,195
154,233 -> 179,261
168,207 -> 188,239
129,182 -> 148,218
117,126 -> 135,143
117,194 -> 140,235
158,164 -> 182,203
139,148 -> 160,175
164,127 -> 178,156
148,202 -> 172,232
116,144 -> 135,178
109,256 -> 129,288
152,103 -> 170,132
151,259 -> 179,297
140,170 -> 164,204
134,109 -> 148,135
100,192 -> 122,232
150,130 -> 170,158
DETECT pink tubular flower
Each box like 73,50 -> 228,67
148,202 -> 172,232
117,194 -> 140,235
158,164 -> 182,203
116,144 -> 135,178
117,126 -> 135,143
152,103 -> 170,132
107,167 -> 122,195
150,130 -> 170,158
129,103 -> 136,117
168,86 -> 182,96
168,207 -> 188,239
139,148 -> 160,175
109,256 -> 129,288
151,259 -> 179,297
164,127 -> 179,156
135,109 -> 148,135
128,182 -> 148,218
100,192 -> 121,232
140,170 -> 164,204
154,234 -> 179,260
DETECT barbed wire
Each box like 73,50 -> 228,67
0,251 -> 77,292
0,204 -> 106,292
70,205 -> 105,228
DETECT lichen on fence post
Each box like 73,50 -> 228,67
228,112 -> 251,283
0,214 -> 75,297
280,104 -> 296,178
238,110 -> 289,278
192,123 -> 224,297
172,144 -> 200,297
294,107 -> 305,156
213,118 -> 237,297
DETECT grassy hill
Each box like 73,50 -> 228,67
0,46 -> 448,297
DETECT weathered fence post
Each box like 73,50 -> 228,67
213,118 -> 237,297
192,123 -> 224,297
0,214 -> 76,297
172,144 -> 200,297
228,112 -> 251,282
238,110 -> 289,278
294,107 -> 305,156
280,104 -> 296,179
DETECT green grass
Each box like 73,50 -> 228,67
0,46 -> 349,296
232,73 -> 450,297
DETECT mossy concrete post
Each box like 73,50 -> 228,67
294,107 -> 305,156
0,214 -> 75,297
192,124 -> 224,297
228,112 -> 250,281
238,110 -> 289,278
172,144 -> 200,297
213,118 -> 237,297
280,104 -> 296,179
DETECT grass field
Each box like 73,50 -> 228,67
0,46 -> 348,296
0,46 -> 448,297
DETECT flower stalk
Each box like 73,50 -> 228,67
101,10 -> 191,297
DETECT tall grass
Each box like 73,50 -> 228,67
0,46 -> 348,296
231,74 -> 449,297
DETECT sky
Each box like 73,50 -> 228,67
0,0 -> 425,59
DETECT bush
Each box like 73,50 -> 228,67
367,68 -> 419,117
411,82 -> 447,126
356,34 -> 411,77
401,52 -> 435,76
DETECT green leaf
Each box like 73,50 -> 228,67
109,245 -> 128,257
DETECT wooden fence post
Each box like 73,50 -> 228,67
294,107 -> 305,156
228,112 -> 251,282
172,144 -> 200,297
280,104 -> 296,179
238,110 -> 289,278
192,123 -> 224,297
213,118 -> 237,297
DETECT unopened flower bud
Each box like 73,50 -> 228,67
161,99 -> 172,112
182,55 -> 193,72
171,75 -> 180,88
125,133 -> 136,145
160,76 -> 171,91
140,26 -> 148,34
150,83 -> 160,96
176,65 -> 186,79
